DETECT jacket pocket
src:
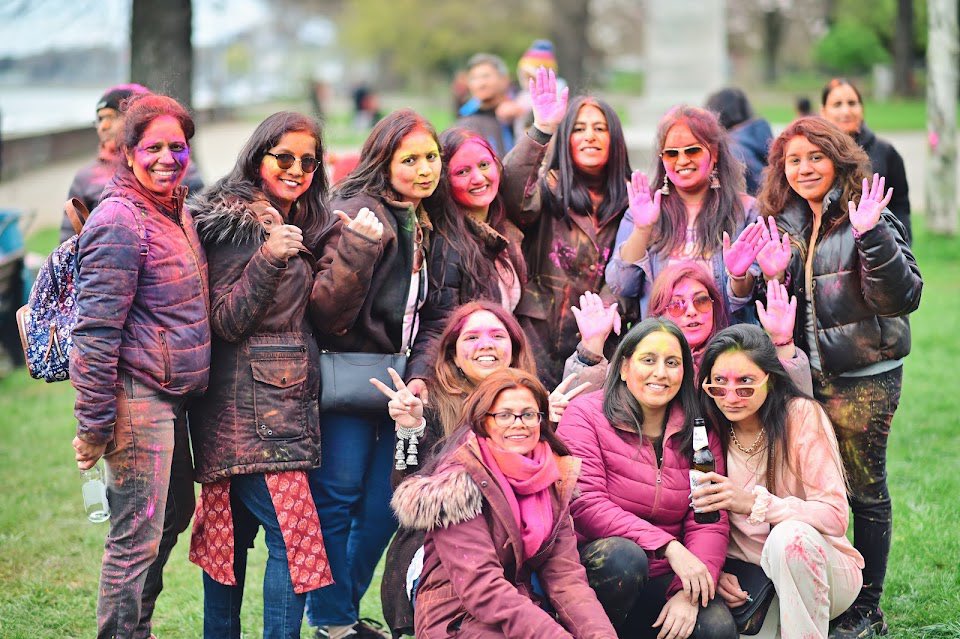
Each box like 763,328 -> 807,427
250,346 -> 308,440
158,329 -> 171,386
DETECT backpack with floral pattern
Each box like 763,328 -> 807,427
16,197 -> 144,382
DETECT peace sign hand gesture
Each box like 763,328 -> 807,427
849,173 -> 893,235
370,367 -> 423,430
549,374 -> 592,423
530,66 -> 569,135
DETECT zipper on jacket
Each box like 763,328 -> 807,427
159,329 -> 171,385
249,344 -> 306,353
805,212 -> 825,380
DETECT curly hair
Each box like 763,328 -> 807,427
756,116 -> 871,231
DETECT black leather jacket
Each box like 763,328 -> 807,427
775,188 -> 922,375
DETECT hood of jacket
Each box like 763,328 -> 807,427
191,182 -> 273,246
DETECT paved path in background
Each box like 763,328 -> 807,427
0,118 -> 939,239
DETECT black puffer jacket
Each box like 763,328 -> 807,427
775,188 -> 922,376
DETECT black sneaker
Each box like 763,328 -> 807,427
867,607 -> 889,636
829,608 -> 876,639
353,618 -> 390,638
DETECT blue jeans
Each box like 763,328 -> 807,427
98,373 -> 195,639
306,412 -> 398,627
202,473 -> 307,639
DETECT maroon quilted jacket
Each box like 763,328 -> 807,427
71,172 -> 211,445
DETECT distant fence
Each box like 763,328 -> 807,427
0,107 -> 233,182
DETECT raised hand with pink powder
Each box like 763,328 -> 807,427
529,66 -> 569,135
849,173 -> 894,235
756,215 -> 791,281
721,220 -> 768,278
627,170 -> 662,230
571,291 -> 622,355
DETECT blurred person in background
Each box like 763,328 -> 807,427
820,78 -> 912,244
456,53 -> 515,157
705,87 -> 773,196
62,83 -> 204,241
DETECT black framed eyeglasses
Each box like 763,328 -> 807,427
486,411 -> 544,427
265,152 -> 318,174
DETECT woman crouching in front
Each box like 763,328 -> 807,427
391,368 -> 616,638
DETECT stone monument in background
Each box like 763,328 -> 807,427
625,0 -> 729,170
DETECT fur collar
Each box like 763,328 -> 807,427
464,214 -> 508,255
191,183 -> 272,246
391,463 -> 484,531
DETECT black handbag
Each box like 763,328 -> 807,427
723,557 -> 776,635
318,351 -> 407,413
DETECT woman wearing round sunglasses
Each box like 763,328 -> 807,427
188,111 -> 384,638
306,108 -> 444,639
605,106 -> 764,325
557,318 -> 738,639
692,324 -> 864,638
392,368 -> 617,639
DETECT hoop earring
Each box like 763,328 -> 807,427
659,174 -> 670,196
709,168 -> 720,190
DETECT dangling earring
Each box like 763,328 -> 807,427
659,174 -> 670,196
709,168 -> 720,190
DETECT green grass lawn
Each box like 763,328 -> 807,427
1,224 -> 958,637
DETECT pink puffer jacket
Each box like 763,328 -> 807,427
557,391 -> 729,597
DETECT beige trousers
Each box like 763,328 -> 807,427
746,520 -> 863,639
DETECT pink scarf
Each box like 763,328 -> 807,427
477,437 -> 561,560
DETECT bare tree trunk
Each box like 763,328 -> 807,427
130,0 -> 193,109
893,0 -> 915,96
550,0 -> 592,94
761,9 -> 783,85
926,0 -> 958,235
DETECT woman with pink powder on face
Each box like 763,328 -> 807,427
605,106 -> 773,327
404,127 -> 527,397
500,68 -> 633,391
693,324 -> 864,638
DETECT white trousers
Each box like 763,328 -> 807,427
746,520 -> 863,639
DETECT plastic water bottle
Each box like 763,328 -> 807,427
80,463 -> 110,523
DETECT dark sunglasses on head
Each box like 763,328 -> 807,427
660,145 -> 705,161
666,294 -> 713,318
701,375 -> 769,398
265,152 -> 318,174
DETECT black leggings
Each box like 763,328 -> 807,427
580,537 -> 737,639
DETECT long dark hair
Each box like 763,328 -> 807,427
649,105 -> 747,257
207,111 -> 329,241
705,87 -> 755,130
334,108 -> 441,202
543,96 -> 631,223
602,317 -> 699,457
757,116 -> 871,232
697,324 -> 813,493
431,301 -> 537,436
425,128 -> 504,302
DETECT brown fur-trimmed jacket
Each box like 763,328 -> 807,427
391,432 -> 616,639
